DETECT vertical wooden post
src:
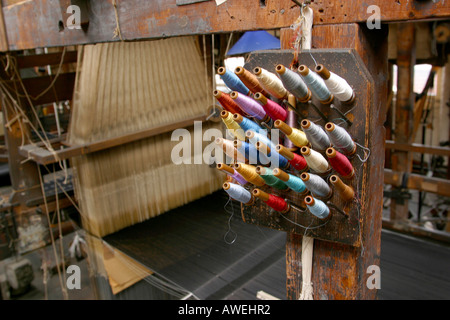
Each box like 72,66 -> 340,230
390,22 -> 416,221
0,59 -> 42,208
281,23 -> 388,300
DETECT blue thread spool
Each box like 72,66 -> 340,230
233,114 -> 264,133
305,196 -> 330,219
255,141 -> 289,169
218,67 -> 250,96
273,168 -> 307,193
245,130 -> 278,153
223,182 -> 254,205
298,65 -> 333,104
235,140 -> 269,165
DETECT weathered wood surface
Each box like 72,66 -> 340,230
241,49 -> 371,247
391,22 -> 416,221
1,0 -> 449,51
282,23 -> 388,300
18,114 -> 207,165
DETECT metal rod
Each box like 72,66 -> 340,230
307,101 -> 329,122
330,104 -> 353,126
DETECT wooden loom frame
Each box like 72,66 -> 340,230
0,0 -> 448,300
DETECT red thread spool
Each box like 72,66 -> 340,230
276,144 -> 308,172
213,90 -> 246,116
252,188 -> 290,213
326,147 -> 355,179
253,92 -> 287,122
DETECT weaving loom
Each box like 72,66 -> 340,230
68,37 -> 223,238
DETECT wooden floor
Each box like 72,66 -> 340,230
102,191 -> 450,300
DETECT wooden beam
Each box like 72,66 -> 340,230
391,22 -> 416,221
284,23 -> 388,300
385,140 -> 450,157
16,51 -> 78,69
19,114 -> 207,165
1,0 -> 449,51
384,168 -> 450,197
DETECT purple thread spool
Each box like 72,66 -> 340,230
230,91 -> 267,121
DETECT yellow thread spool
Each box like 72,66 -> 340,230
234,163 -> 266,187
220,110 -> 245,141
274,120 -> 309,147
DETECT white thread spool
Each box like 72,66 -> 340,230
315,64 -> 355,104
300,146 -> 330,174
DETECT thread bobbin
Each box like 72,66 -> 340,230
324,122 -> 357,156
329,175 -> 355,203
230,91 -> 270,123
326,147 -> 355,179
234,66 -> 270,97
300,146 -> 331,175
223,182 -> 255,205
315,64 -> 356,105
304,195 -> 331,221
275,64 -> 311,103
252,188 -> 290,213
300,172 -> 333,200
298,64 -> 334,105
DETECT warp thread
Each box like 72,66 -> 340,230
253,67 -> 288,100
301,146 -> 330,174
230,91 -> 267,121
301,172 -> 332,198
301,119 -> 331,151
218,66 -> 250,96
305,196 -> 330,220
275,64 -> 311,102
324,122 -> 356,155
298,65 -> 332,103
